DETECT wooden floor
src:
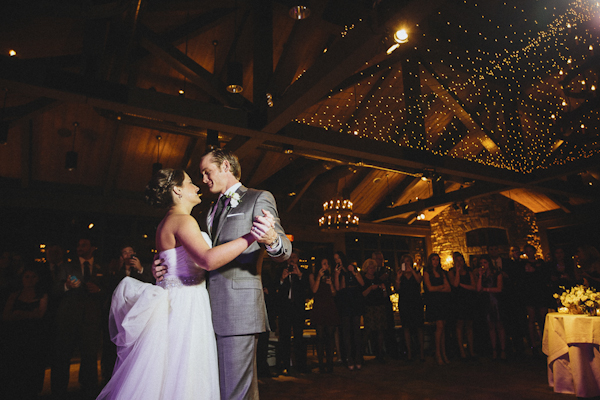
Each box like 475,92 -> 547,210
259,354 -> 556,400
37,352 -> 563,400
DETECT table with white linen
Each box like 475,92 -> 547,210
542,312 -> 600,398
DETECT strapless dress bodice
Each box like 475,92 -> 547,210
157,246 -> 206,289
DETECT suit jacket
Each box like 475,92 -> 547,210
207,185 -> 292,336
54,260 -> 107,321
276,265 -> 308,312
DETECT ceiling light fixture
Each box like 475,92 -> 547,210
289,1 -> 310,20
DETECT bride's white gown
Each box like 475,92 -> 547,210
98,239 -> 219,400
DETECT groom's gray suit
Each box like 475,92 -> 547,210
208,184 -> 291,399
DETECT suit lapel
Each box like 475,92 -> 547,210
214,185 -> 248,243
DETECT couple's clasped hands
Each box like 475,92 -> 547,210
250,209 -> 278,244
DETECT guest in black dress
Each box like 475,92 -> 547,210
477,254 -> 506,360
423,253 -> 452,365
395,254 -> 424,362
309,257 -> 340,373
448,252 -> 477,359
362,258 -> 388,363
521,244 -> 549,353
2,267 -> 48,399
334,253 -> 365,370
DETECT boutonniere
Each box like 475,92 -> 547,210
226,192 -> 241,209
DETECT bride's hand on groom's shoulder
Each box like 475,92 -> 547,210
152,256 -> 167,281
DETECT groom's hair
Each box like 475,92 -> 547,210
206,149 -> 241,180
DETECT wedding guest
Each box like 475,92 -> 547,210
372,251 -> 399,359
423,253 -> 451,365
334,253 -> 365,370
502,245 -> 527,357
488,245 -> 507,271
276,249 -> 309,375
2,267 -> 48,399
113,245 -> 155,284
477,254 -> 506,360
38,244 -> 64,299
362,258 -> 388,363
549,247 -> 575,301
521,244 -> 549,355
51,237 -> 107,398
309,257 -> 340,373
258,266 -> 277,378
448,252 -> 477,359
102,244 -> 155,383
395,254 -> 425,362
577,244 -> 600,290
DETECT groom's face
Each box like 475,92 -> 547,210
200,155 -> 228,195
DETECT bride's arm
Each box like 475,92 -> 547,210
175,215 -> 256,271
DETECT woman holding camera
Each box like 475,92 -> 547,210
362,258 -> 388,363
423,253 -> 452,365
309,257 -> 340,373
395,254 -> 424,362
334,252 -> 365,370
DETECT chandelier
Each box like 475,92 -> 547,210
318,196 -> 359,231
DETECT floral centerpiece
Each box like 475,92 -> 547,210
554,285 -> 600,316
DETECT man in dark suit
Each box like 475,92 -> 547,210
276,248 -> 308,375
200,149 -> 292,399
51,237 -> 106,398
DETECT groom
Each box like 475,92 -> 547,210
200,149 -> 291,399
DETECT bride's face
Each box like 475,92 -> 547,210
176,173 -> 201,205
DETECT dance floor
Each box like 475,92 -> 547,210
37,352 -> 559,400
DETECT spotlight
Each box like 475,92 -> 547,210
394,29 -> 409,44
226,61 -> 244,93
289,1 -> 310,19
8,50 -> 16,57
206,129 -> 219,152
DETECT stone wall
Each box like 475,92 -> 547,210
430,194 -> 541,269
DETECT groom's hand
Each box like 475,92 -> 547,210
254,209 -> 277,245
152,257 -> 167,281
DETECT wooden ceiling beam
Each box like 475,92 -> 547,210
323,53 -> 404,100
372,182 -> 507,223
162,7 -> 234,46
0,57 -> 540,188
4,97 -> 58,124
137,24 -> 253,111
421,64 -> 501,156
345,68 -> 394,130
367,176 -> 421,221
264,19 -> 386,134
263,0 -> 447,134
286,175 -> 318,213
268,0 -> 332,97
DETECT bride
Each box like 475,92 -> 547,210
97,168 -> 273,400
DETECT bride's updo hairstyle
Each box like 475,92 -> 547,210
145,168 -> 185,208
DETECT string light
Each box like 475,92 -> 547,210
294,0 -> 600,173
